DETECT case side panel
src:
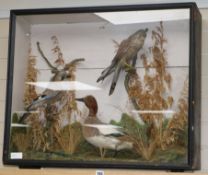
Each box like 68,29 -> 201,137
192,5 -> 202,170
11,16 -> 30,112
3,11 -> 16,164
3,13 -> 31,164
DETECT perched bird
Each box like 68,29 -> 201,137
19,43 -> 85,123
97,28 -> 148,95
19,91 -> 64,123
76,95 -> 133,158
18,64 -> 74,123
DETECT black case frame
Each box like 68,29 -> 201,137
3,2 -> 201,171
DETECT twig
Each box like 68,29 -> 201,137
64,58 -> 85,70
36,42 -> 58,71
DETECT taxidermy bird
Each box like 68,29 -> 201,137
76,95 -> 133,158
19,42 -> 85,123
97,28 -> 148,95
19,91 -> 63,123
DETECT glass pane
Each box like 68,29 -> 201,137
9,8 -> 190,166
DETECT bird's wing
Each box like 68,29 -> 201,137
113,38 -> 131,62
104,38 -> 131,71
109,64 -> 122,95
96,39 -> 131,83
27,91 -> 61,111
83,124 -> 124,136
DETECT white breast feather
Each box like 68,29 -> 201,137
83,124 -> 123,135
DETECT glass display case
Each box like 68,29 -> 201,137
3,2 -> 201,170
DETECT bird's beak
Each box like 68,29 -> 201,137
75,98 -> 84,102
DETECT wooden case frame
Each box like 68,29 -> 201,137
3,2 -> 201,170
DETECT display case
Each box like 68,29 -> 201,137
3,2 -> 201,170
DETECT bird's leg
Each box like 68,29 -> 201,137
124,55 -> 138,74
99,147 -> 103,158
113,143 -> 120,157
124,63 -> 136,73
99,147 -> 106,158
103,149 -> 106,158
113,150 -> 118,157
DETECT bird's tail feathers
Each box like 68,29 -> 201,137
109,66 -> 122,95
97,66 -> 114,82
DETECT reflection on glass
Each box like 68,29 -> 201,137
95,9 -> 189,24
9,9 -> 190,165
26,81 -> 101,91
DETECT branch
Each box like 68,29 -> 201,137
36,42 -> 58,71
64,58 -> 85,70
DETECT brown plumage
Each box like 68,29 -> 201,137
97,28 -> 148,95
76,95 -> 133,158
19,43 -> 84,123
76,95 -> 101,138
77,95 -> 98,117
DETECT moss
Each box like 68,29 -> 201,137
12,113 -> 19,123
9,115 -> 31,152
110,113 -> 148,144
176,123 -> 188,147
21,143 -> 186,163
10,113 -> 187,164
162,118 -> 169,131
152,146 -> 187,163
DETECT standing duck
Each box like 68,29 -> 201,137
76,95 -> 133,158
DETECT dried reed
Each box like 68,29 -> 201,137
34,36 -> 82,153
23,48 -> 38,106
162,77 -> 188,148
123,22 -> 187,160
12,133 -> 30,152
56,122 -> 83,154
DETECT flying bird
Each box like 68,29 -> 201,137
97,28 -> 148,95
